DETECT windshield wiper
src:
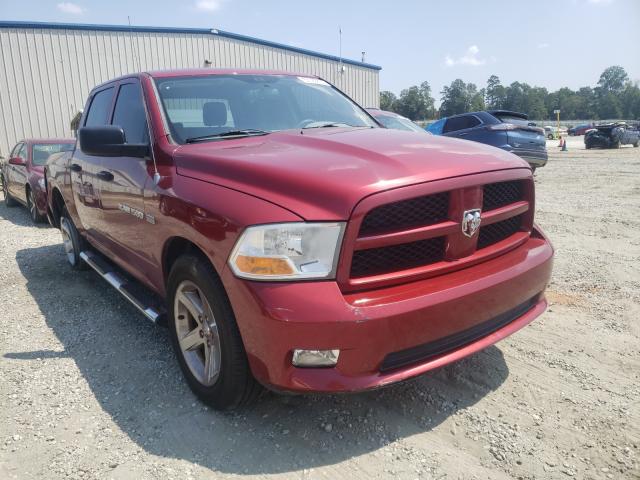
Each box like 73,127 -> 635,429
185,129 -> 269,143
302,122 -> 361,129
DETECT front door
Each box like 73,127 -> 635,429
8,143 -> 28,202
72,86 -> 115,238
97,79 -> 152,269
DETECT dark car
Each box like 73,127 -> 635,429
1,139 -> 75,222
427,110 -> 547,171
584,123 -> 639,149
366,108 -> 430,134
568,124 -> 593,136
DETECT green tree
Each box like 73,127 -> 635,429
597,66 -> 629,95
486,75 -> 506,109
394,82 -> 436,120
620,82 -> 640,119
439,79 -> 483,116
419,81 -> 436,118
596,91 -> 622,119
379,91 -> 397,111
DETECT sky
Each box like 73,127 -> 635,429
1,0 -> 639,103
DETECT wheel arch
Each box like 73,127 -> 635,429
50,187 -> 66,229
162,236 -> 222,287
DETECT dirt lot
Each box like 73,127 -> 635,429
0,137 -> 638,479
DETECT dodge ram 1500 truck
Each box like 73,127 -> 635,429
46,69 -> 553,410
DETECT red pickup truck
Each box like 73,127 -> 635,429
46,69 -> 553,409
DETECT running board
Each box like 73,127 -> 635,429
80,251 -> 166,324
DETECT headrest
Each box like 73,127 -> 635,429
203,102 -> 228,126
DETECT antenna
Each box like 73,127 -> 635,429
128,16 -> 142,72
338,26 -> 344,84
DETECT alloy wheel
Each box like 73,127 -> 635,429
59,217 -> 76,265
28,191 -> 37,221
174,280 -> 222,387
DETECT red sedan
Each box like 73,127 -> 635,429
2,139 -> 75,223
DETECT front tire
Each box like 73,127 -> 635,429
27,188 -> 45,223
167,254 -> 261,410
60,207 -> 88,270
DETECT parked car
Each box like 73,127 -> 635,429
542,125 -> 568,140
584,123 -> 640,149
1,139 -> 74,222
366,108 -> 430,134
568,124 -> 593,136
427,110 -> 548,171
46,69 -> 553,409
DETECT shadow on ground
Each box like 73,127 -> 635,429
10,243 -> 510,475
0,199 -> 50,228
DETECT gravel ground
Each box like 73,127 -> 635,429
1,137 -> 638,479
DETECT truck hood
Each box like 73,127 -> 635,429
174,127 -> 530,219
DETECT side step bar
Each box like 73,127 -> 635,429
80,251 -> 166,324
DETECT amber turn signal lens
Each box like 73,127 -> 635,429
234,255 -> 295,276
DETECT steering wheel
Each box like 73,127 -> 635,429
296,119 -> 316,129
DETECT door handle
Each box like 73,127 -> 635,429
97,170 -> 114,182
70,163 -> 82,172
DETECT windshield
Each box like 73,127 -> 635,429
32,143 -> 74,166
377,114 -> 426,133
154,74 -> 377,144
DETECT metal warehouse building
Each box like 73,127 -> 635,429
0,20 -> 381,157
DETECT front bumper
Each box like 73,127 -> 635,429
222,227 -> 553,393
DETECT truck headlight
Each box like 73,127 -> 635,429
229,222 -> 345,280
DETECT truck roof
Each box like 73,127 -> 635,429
90,69 -> 320,91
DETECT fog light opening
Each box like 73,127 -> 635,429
292,349 -> 340,367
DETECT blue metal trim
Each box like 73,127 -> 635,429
0,20 -> 382,70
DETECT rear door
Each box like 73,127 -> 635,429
97,79 -> 152,267
72,86 -> 115,236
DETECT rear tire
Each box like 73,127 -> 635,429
167,254 -> 261,410
27,188 -> 45,223
60,207 -> 88,270
633,141 -> 639,148
2,176 -> 18,207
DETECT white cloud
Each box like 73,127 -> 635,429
537,43 -> 550,49
444,45 -> 490,67
57,2 -> 84,14
195,0 -> 222,11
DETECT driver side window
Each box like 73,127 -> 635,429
112,82 -> 149,144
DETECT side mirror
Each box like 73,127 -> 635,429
78,126 -> 148,158
9,156 -> 26,166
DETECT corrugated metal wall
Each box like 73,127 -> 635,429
0,26 -> 380,157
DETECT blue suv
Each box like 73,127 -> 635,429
427,110 -> 547,171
